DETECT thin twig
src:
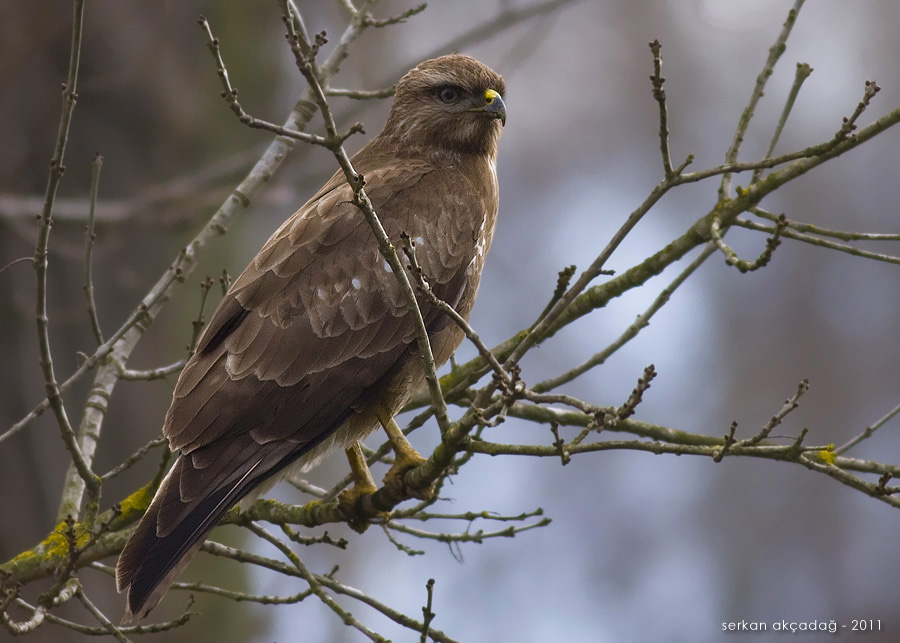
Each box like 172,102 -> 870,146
533,244 -> 715,392
0,256 -> 33,276
736,379 -> 810,448
387,518 -> 551,543
523,391 -> 598,415
285,474 -> 329,498
615,364 -> 657,423
532,264 -> 577,329
720,0 -> 806,199
327,85 -> 396,99
280,524 -> 348,549
284,0 -> 310,45
361,3 -> 427,28
713,422 -> 738,463
114,359 -> 185,381
396,508 -> 545,523
709,212 -> 787,272
420,578 -> 435,643
752,62 -> 813,183
197,16 -> 332,148
382,524 -> 425,556
751,206 -> 900,241
100,437 -> 168,481
175,579 -> 313,605
83,152 -> 104,345
834,80 -> 881,140
188,276 -> 215,353
835,400 -> 900,456
75,584 -> 131,643
649,39 -> 674,177
676,145 -> 853,185
549,422 -> 570,465
735,217 -> 900,266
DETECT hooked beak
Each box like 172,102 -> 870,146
476,88 -> 506,126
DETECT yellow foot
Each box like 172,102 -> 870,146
376,413 -> 435,501
337,442 -> 382,533
382,447 -> 435,501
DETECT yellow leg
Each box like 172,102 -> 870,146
337,442 -> 379,533
380,413 -> 427,469
378,411 -> 433,500
345,442 -> 378,494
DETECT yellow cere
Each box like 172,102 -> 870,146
484,88 -> 500,104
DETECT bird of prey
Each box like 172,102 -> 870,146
116,54 -> 506,621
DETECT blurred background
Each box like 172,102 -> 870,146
2,1 -> 900,641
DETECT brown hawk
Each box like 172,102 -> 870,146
116,54 -> 506,621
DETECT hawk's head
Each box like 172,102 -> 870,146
382,54 -> 506,158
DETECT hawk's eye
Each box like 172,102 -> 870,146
437,86 -> 462,104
